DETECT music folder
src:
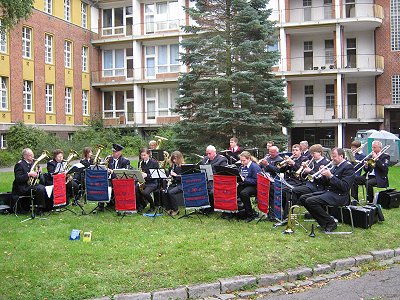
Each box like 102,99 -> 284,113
214,165 -> 243,183
199,164 -> 213,181
149,168 -> 168,179
130,170 -> 145,182
150,150 -> 165,161
181,164 -> 201,175
67,162 -> 86,175
113,169 -> 135,179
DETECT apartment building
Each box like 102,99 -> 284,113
273,0 -> 399,148
0,0 -> 100,148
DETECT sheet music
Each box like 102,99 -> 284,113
200,164 -> 213,181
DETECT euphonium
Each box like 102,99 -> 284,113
28,150 -> 50,186
283,205 -> 301,234
93,144 -> 104,165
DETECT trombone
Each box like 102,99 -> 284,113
354,145 -> 390,174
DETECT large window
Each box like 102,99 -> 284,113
102,7 -> 124,35
391,0 -> 400,51
64,40 -> 72,68
45,34 -> 53,64
82,46 -> 88,72
325,84 -> 334,109
145,88 -> 177,120
144,1 -> 179,34
44,0 -> 52,14
145,44 -> 179,77
346,38 -> 356,68
103,49 -> 124,76
82,90 -> 89,116
345,0 -> 356,18
393,75 -> 400,104
0,21 -> 6,53
103,91 -> 125,118
23,80 -> 33,111
45,84 -> 54,113
305,85 -> 313,115
22,27 -> 32,58
64,0 -> 71,22
325,40 -> 334,65
324,0 -> 332,19
65,87 -> 72,114
0,77 -> 8,110
81,2 -> 88,28
347,83 -> 357,118
303,0 -> 312,21
304,41 -> 313,70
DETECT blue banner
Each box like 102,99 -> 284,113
273,177 -> 283,221
85,169 -> 109,202
181,173 -> 210,208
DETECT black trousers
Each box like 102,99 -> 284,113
165,184 -> 182,211
351,175 -> 377,203
291,184 -> 314,205
139,183 -> 158,209
300,193 -> 335,229
237,184 -> 257,215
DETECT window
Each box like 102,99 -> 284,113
64,0 -> 71,22
103,91 -> 125,118
304,41 -> 313,70
0,77 -> 8,110
44,0 -> 52,14
103,49 -> 124,76
391,0 -> 400,51
126,6 -> 133,35
303,0 -> 312,21
102,7 -> 124,35
326,84 -> 334,109
305,85 -> 313,115
324,0 -> 332,19
82,46 -> 88,72
346,38 -> 356,68
45,34 -> 53,64
45,84 -> 54,113
347,83 -> 357,118
325,40 -> 334,65
393,75 -> 400,104
23,80 -> 33,111
22,27 -> 32,58
64,40 -> 72,68
0,21 -> 6,53
145,88 -> 177,120
345,0 -> 355,18
144,1 -> 179,34
81,2 -> 88,28
145,44 -> 179,77
82,90 -> 89,115
126,47 -> 134,78
0,134 -> 7,149
65,87 -> 72,114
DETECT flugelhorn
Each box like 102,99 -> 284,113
28,150 -> 50,186
283,205 -> 302,234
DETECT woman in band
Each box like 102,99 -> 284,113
165,151 -> 184,216
80,147 -> 94,168
238,151 -> 262,221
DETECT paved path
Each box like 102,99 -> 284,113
259,265 -> 400,300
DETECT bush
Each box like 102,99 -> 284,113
0,149 -> 21,167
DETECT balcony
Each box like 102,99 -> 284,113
293,104 -> 384,125
281,3 -> 383,31
276,54 -> 384,78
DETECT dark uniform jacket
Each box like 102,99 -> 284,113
305,157 -> 330,192
168,164 -> 182,185
262,155 -> 283,177
363,153 -> 390,188
12,160 -> 34,195
138,158 -> 159,185
107,156 -> 130,170
201,154 -> 228,173
279,155 -> 306,185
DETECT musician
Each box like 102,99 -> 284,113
80,147 -> 94,168
300,141 -> 312,161
46,149 -> 79,203
200,145 -> 228,212
137,148 -> 159,213
12,148 -> 50,213
149,140 -> 157,150
165,151 -> 184,216
351,140 -> 366,176
107,143 -> 130,178
279,144 -> 305,187
351,140 -> 390,203
299,148 -> 355,232
238,151 -> 262,221
291,144 -> 330,205
227,137 -> 241,164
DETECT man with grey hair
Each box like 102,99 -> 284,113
351,140 -> 390,203
300,140 -> 312,160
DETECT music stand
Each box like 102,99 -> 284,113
150,150 -> 165,161
145,168 -> 171,218
219,150 -> 237,165
199,165 -> 213,181
66,163 -> 86,214
181,164 -> 201,175
214,165 -> 243,183
113,169 -> 135,179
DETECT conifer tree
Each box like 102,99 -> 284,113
173,0 -> 293,153
0,0 -> 34,33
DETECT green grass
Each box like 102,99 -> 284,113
0,167 -> 399,300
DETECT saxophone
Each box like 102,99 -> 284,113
28,150 -> 50,186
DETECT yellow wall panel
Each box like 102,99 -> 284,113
45,64 -> 56,83
83,116 -> 90,124
0,54 -> 10,77
54,0 -> 64,19
66,115 -> 74,125
82,73 -> 90,89
0,112 -> 11,123
23,59 -> 35,81
46,114 -> 56,124
24,113 -> 35,124
34,0 -> 44,11
65,69 -> 74,86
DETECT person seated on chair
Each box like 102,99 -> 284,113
299,148 -> 355,233
200,145 -> 228,212
350,140 -> 366,176
137,148 -> 159,213
351,140 -> 390,204
107,143 -> 130,179
290,144 -> 330,206
74,147 -> 93,188
165,151 -> 184,216
12,148 -> 51,213
238,151 -> 262,222
47,149 -> 79,204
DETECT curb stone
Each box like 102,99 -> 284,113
219,276 -> 257,293
113,293 -> 152,300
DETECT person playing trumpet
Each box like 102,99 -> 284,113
299,148 -> 355,232
351,140 -> 390,203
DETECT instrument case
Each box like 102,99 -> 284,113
328,205 -> 378,229
377,189 -> 400,209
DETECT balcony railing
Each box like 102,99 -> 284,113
280,54 -> 384,73
282,3 -> 383,24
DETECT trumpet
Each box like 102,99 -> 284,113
276,155 -> 295,168
307,161 -> 334,182
294,159 -> 311,178
259,154 -> 270,165
355,145 -> 390,174
28,150 -> 50,186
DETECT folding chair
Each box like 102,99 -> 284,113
326,204 -> 354,235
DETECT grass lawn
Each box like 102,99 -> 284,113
0,167 -> 399,299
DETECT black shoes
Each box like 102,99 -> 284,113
245,211 -> 259,223
324,221 -> 337,233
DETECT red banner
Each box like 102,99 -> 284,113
257,173 -> 270,215
53,173 -> 67,207
113,178 -> 136,212
213,175 -> 238,212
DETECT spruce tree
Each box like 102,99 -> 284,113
173,0 -> 293,153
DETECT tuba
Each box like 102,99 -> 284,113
28,150 -> 50,186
